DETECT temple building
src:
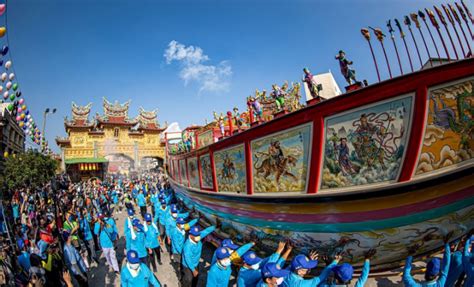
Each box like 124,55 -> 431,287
56,98 -> 165,181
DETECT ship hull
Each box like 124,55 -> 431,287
172,167 -> 474,270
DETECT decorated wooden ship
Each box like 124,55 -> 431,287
165,3 -> 474,271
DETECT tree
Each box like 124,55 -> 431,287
0,150 -> 58,191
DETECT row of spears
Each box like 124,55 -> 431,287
361,1 -> 473,81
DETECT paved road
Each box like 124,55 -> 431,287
88,206 -> 423,287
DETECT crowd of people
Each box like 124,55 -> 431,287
0,170 -> 472,287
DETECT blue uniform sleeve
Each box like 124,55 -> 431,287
93,222 -> 100,235
310,261 -> 337,286
463,238 -> 473,275
178,212 -> 189,219
262,252 -> 281,266
235,243 -> 254,258
403,256 -> 421,287
354,259 -> 370,287
437,243 -> 451,287
144,265 -> 161,287
201,226 -> 216,239
186,218 -> 199,229
464,238 -> 471,257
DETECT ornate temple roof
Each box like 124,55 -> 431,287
64,102 -> 94,130
135,107 -> 164,132
96,97 -> 137,127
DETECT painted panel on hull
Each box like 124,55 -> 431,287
198,129 -> 214,148
199,154 -> 214,189
321,95 -> 413,189
173,160 -> 179,181
214,144 -> 246,193
416,78 -> 474,175
251,123 -> 312,193
187,157 -> 199,188
179,159 -> 188,186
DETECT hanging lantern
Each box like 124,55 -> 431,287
0,4 -> 6,16
7,103 -> 13,111
1,45 -> 8,56
8,73 -> 14,81
9,94 -> 14,101
15,115 -> 21,121
15,91 -> 21,98
5,81 -> 11,90
0,86 -> 3,93
21,104 -> 26,110
1,73 -> 6,82
17,107 -> 22,113
19,122 -> 24,128
3,151 -> 8,158
20,113 -> 25,119
0,27 -> 6,38
18,98 -> 24,105
12,83 -> 18,91
2,92 -> 7,99
5,61 -> 11,69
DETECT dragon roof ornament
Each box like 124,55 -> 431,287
71,102 -> 92,122
136,107 -> 160,128
102,97 -> 130,118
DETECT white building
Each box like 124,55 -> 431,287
303,71 -> 342,101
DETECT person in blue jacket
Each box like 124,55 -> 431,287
124,209 -> 135,253
181,224 -> 216,287
136,190 -> 147,219
238,242 -> 293,287
282,252 -> 340,287
462,234 -> 473,287
149,189 -> 158,218
207,242 -> 256,287
211,238 -> 247,265
170,217 -> 199,275
165,204 -> 189,253
129,218 -> 148,266
320,249 -> 375,287
94,213 -> 120,273
155,199 -> 169,241
403,233 -> 452,287
79,208 -> 98,266
144,213 -> 162,272
120,250 -> 161,287
445,241 -> 464,287
258,262 -> 290,287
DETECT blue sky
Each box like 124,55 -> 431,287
3,0 -> 468,151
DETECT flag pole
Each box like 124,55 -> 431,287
404,15 -> 423,67
411,13 -> 432,66
419,10 -> 442,62
387,20 -> 403,75
395,18 -> 414,72
361,28 -> 381,82
426,8 -> 451,61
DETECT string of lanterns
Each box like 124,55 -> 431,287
0,1 -> 43,158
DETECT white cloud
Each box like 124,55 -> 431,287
164,40 -> 232,93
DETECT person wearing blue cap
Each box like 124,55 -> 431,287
238,242 -> 293,287
150,189 -> 158,218
211,238 -> 253,266
144,213 -> 162,272
321,249 -> 375,287
462,233 -> 473,287
165,204 -> 189,253
282,251 -> 340,287
63,231 -> 89,287
136,190 -> 147,219
94,212 -> 120,273
169,216 -> 199,275
154,199 -> 169,243
258,262 -> 291,287
121,250 -> 161,287
445,240 -> 464,287
403,233 -> 452,287
130,218 -> 149,266
181,224 -> 216,287
17,239 -> 31,272
207,242 -> 256,287
124,209 -> 136,252
79,207 -> 98,266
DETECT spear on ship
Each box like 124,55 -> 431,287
404,15 -> 423,67
369,27 -> 392,78
387,19 -> 403,75
426,8 -> 451,61
443,4 -> 466,58
394,18 -> 414,72
434,5 -> 459,59
461,0 -> 474,25
411,13 -> 432,67
456,2 -> 474,41
361,28 -> 381,82
449,3 -> 472,56
419,10 -> 442,62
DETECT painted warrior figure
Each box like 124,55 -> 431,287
271,84 -> 286,112
333,137 -> 355,175
268,140 -> 284,167
335,50 -> 357,85
213,112 -> 226,136
247,97 -> 263,122
303,68 -> 321,99
233,107 -> 244,131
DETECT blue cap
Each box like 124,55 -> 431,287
160,199 -> 166,205
159,194 -> 165,199
62,231 -> 70,241
221,239 -> 239,250
262,263 -> 290,278
176,217 -> 186,224
242,251 -> 262,265
334,263 -> 354,282
426,258 -> 441,277
127,209 -> 134,216
189,225 -> 201,236
216,247 -> 231,260
171,204 -> 178,213
290,254 -> 318,271
132,218 -> 143,230
127,250 -> 140,264
145,213 -> 152,222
